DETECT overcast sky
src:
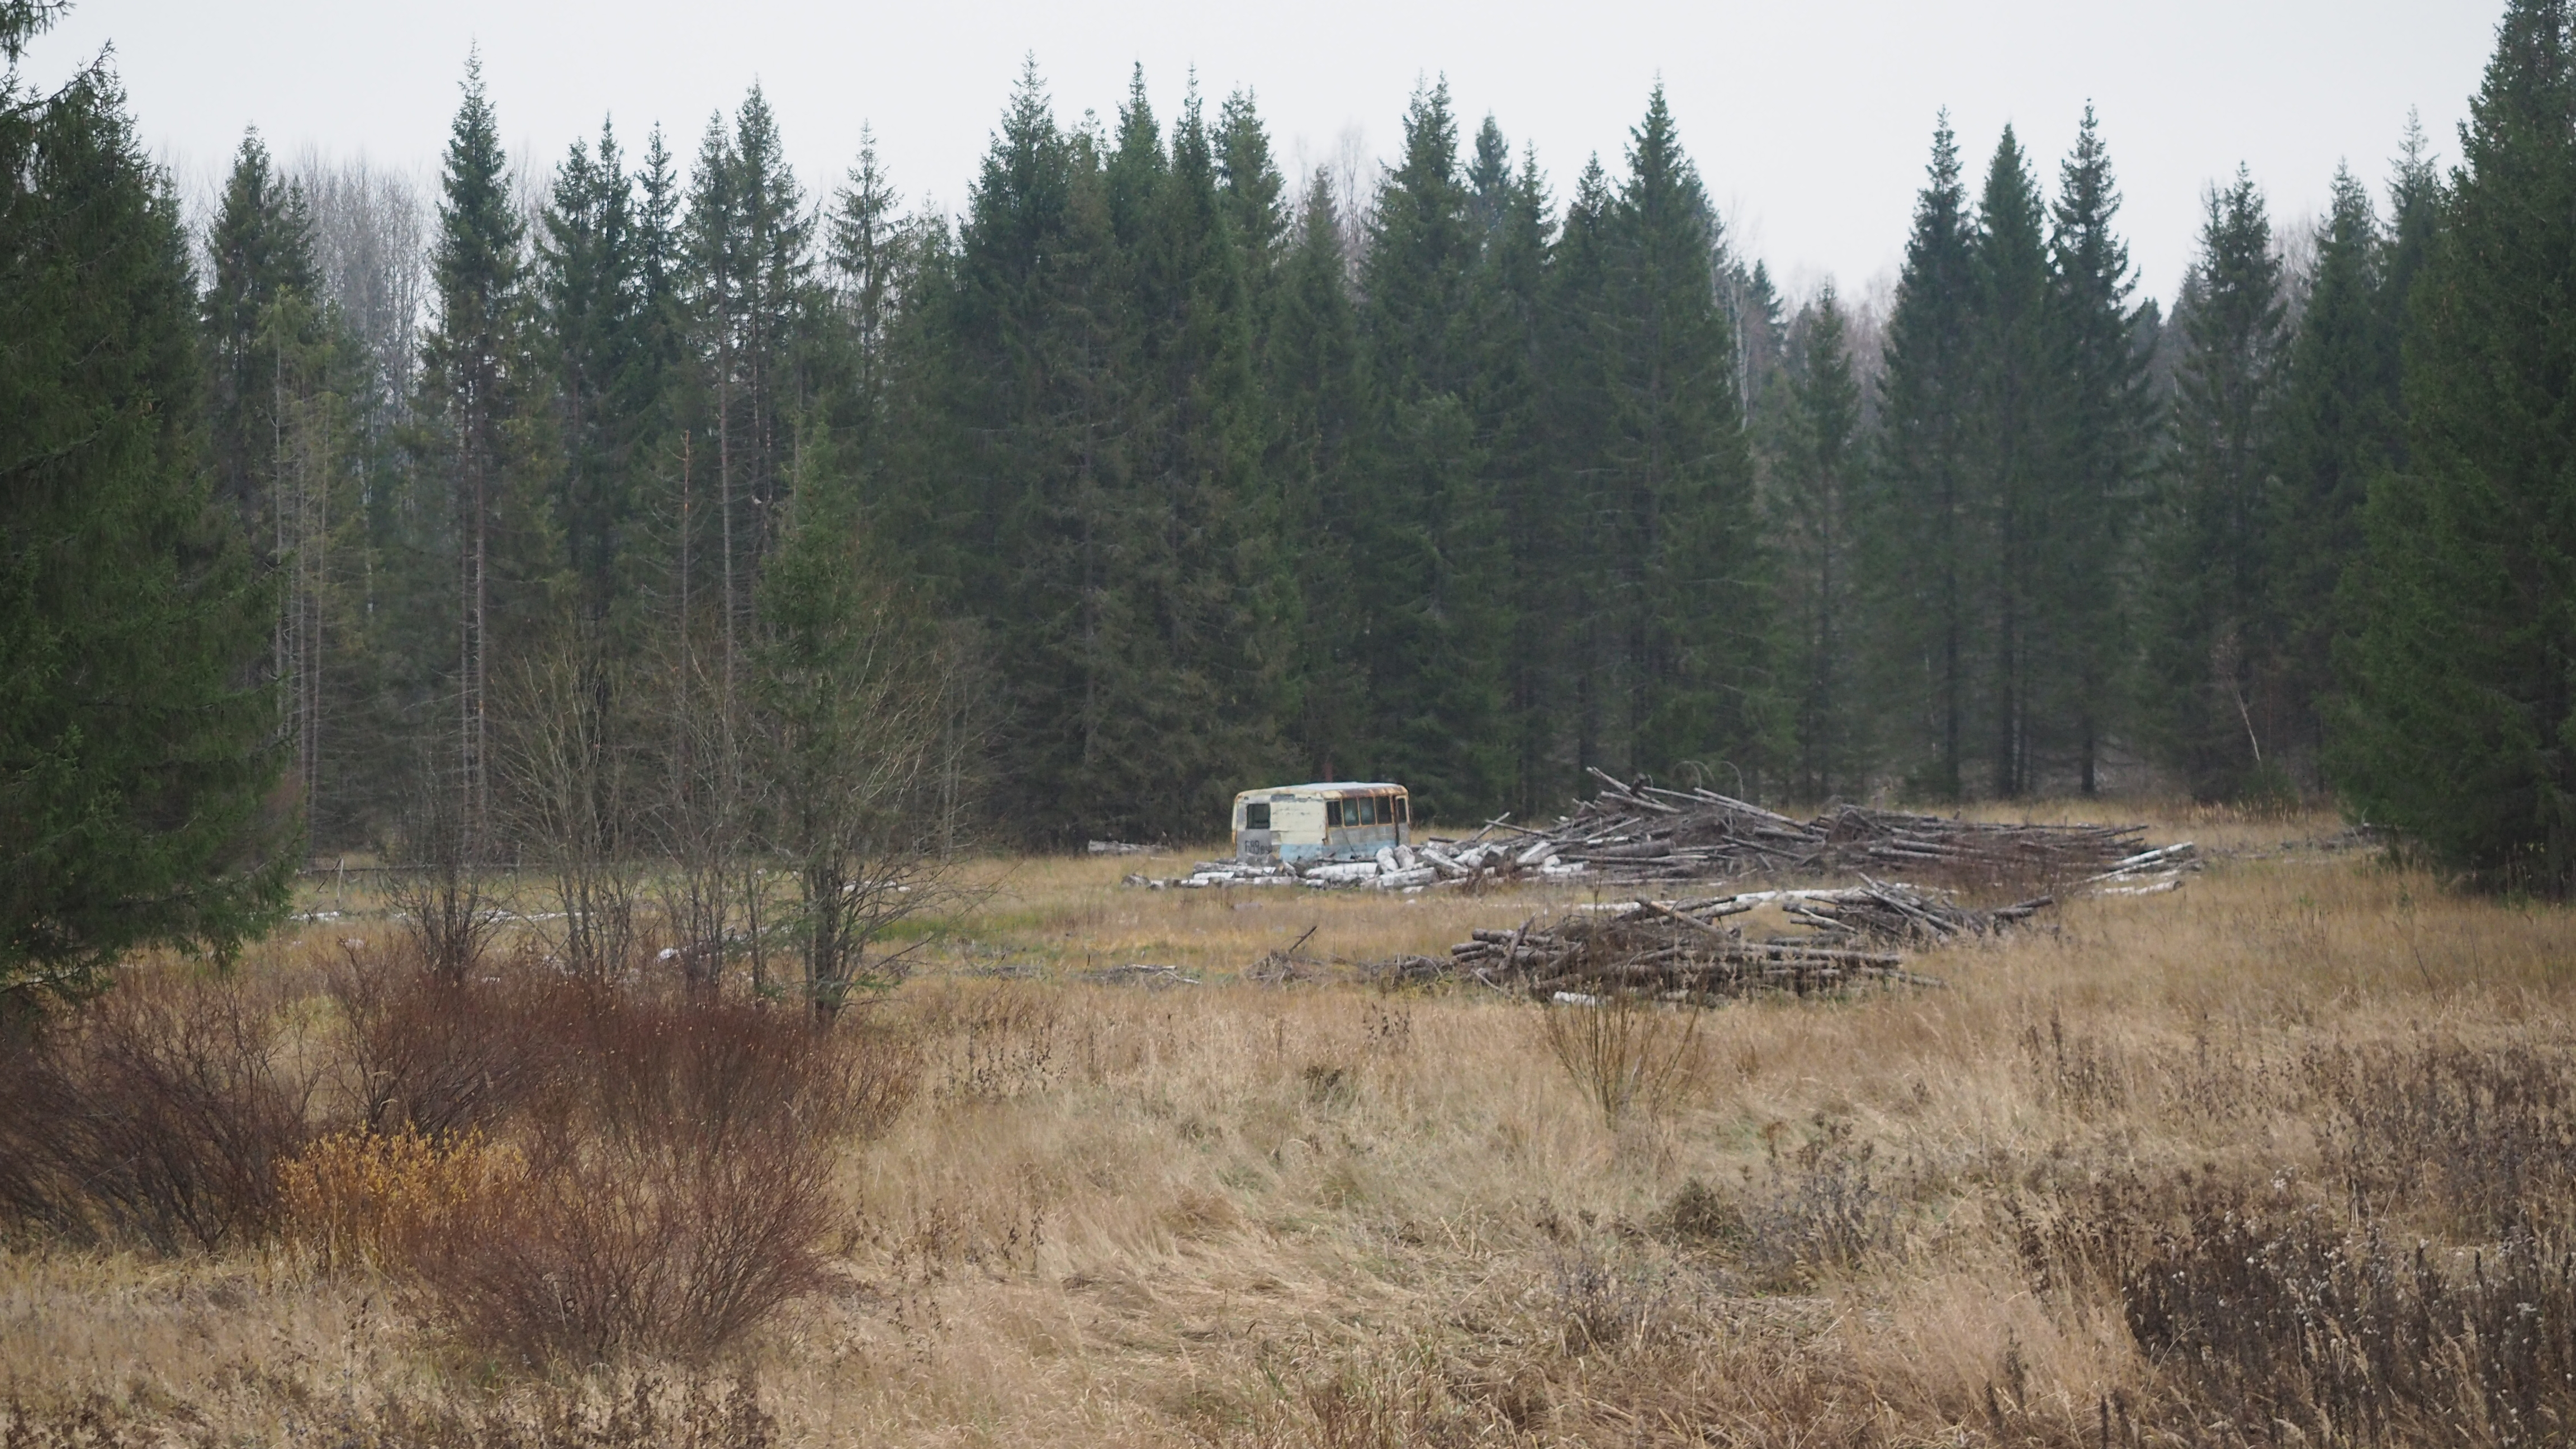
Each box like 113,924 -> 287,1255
30,0 -> 2497,308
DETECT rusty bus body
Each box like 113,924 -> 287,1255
1230,782 -> 1410,864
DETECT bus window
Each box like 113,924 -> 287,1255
1246,802 -> 1271,831
1325,799 -> 1342,827
1360,795 -> 1377,826
1394,795 -> 1408,825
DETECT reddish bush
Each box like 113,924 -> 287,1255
375,988 -> 916,1365
0,970 -> 314,1253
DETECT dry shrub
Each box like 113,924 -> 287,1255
1,1370 -> 774,1449
328,954 -> 571,1136
2312,1039 -> 2576,1240
277,1124 -> 522,1271
2126,1209 -> 2576,1446
1535,994 -> 1705,1125
385,992 -> 913,1366
0,970 -> 314,1253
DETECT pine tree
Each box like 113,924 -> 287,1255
1967,127 -> 2052,797
2042,106 -> 2151,793
2334,0 -> 2576,890
2148,168 -> 2289,799
2,27 -> 292,1008
1866,117 -> 1977,799
1779,287 -> 1864,800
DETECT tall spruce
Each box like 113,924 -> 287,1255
536,121 -> 649,645
1352,79 -> 1509,821
1968,127 -> 2052,797
1268,169 -> 1362,779
2272,165 -> 2392,775
417,53 -> 536,848
685,86 -> 813,714
1465,119 -> 1559,815
2149,169 -> 2289,799
1867,117 -> 1977,798
1598,87 -> 1767,788
205,130 -> 361,830
1549,153 -> 1619,782
2334,0 -> 2576,889
2043,106 -> 2150,793
2,18 -> 292,1008
1779,287 -> 1864,801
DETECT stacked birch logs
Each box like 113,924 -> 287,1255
1451,769 -> 2170,889
1446,881 -> 2045,1000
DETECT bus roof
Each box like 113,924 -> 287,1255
1232,782 -> 1405,798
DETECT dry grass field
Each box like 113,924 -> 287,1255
7,802 -> 2576,1446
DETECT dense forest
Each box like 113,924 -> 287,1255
11,0 -> 2576,1002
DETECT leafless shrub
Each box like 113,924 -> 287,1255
2,1370 -> 776,1448
1536,993 -> 1705,1125
2126,1208 -> 2576,1446
755,573 -> 982,1020
497,641 -> 650,983
1548,1245 -> 1682,1355
387,992 -> 913,1365
383,766 -> 508,985
0,970 -> 314,1253
2311,1039 -> 2576,1241
1741,1117 -> 1892,1289
402,1125 -> 836,1366
327,951 -> 566,1137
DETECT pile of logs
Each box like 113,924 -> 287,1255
1446,880 -> 2047,1001
1129,837 -> 1584,892
1125,768 -> 2195,896
1453,769 -> 2165,889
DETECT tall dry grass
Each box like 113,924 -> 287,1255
5,806 -> 2576,1445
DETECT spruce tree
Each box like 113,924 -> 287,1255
1548,154 -> 1618,780
2042,106 -> 2151,793
1865,117 -> 1977,798
536,120 -> 645,640
2272,166 -> 2391,775
203,130 -> 320,532
1968,127 -> 2052,797
205,130 -> 366,835
2334,0 -> 2576,889
1599,86 -> 1768,787
1352,79 -> 1509,821
1465,119 -> 1559,815
1779,287 -> 1864,801
684,87 -> 815,707
416,52 -> 538,849
1267,169 -> 1363,779
2147,168 -> 2289,799
2,23 -> 292,1008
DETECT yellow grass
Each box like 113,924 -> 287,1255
7,802 -> 2575,1444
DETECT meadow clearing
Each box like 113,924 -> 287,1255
5,803 -> 2574,1447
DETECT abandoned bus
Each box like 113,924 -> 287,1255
1231,782 -> 1410,863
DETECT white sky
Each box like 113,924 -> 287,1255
33,0 -> 2497,307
